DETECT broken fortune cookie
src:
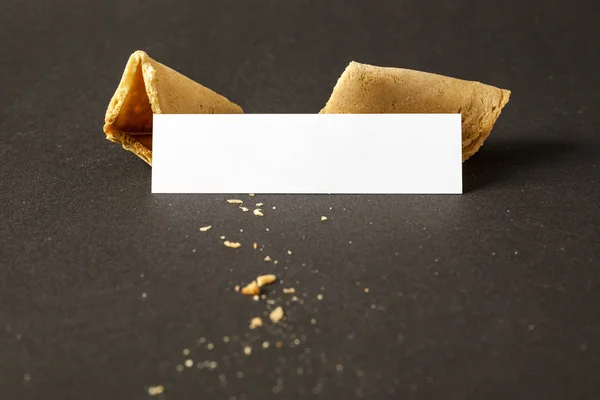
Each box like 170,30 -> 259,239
104,50 -> 243,165
319,62 -> 510,161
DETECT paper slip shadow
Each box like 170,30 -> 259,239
463,139 -> 577,193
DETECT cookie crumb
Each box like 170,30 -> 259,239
257,274 -> 277,287
276,341 -> 283,348
249,317 -> 263,329
234,285 -> 240,292
227,199 -> 243,204
269,306 -> 284,323
256,202 -> 264,207
199,225 -> 212,232
273,260 -> 279,265
224,241 -> 242,248
147,385 -> 164,396
321,216 -> 328,221
262,341 -> 270,349
183,348 -> 190,356
185,359 -> 193,368
244,346 -> 252,356
283,288 -> 295,294
364,288 -> 369,293
241,281 -> 260,296
253,242 -> 258,249
253,209 -> 264,217
220,236 -> 226,240
317,294 -> 323,300
249,193 -> 255,197
253,295 -> 260,301
287,250 -> 292,255
264,256 -> 272,262
23,373 -> 31,382
239,206 -> 249,212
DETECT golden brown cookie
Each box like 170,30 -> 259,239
320,62 -> 510,161
104,50 -> 243,165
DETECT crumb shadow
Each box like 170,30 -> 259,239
463,139 -> 578,193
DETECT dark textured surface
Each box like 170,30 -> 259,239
1,0 -> 599,399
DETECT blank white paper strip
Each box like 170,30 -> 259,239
151,114 -> 462,194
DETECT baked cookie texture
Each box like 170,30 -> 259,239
320,62 -> 511,161
104,50 -> 243,165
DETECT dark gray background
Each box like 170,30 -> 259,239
1,0 -> 599,399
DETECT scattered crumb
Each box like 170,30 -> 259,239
293,338 -> 301,345
23,373 -> 31,382
253,295 -> 260,301
249,193 -> 255,197
528,324 -> 535,330
239,206 -> 249,212
207,343 -> 214,350
224,241 -> 241,248
199,225 -> 212,232
283,288 -> 295,294
241,281 -> 260,296
257,274 -> 277,287
244,346 -> 252,356
141,292 -> 147,299
287,250 -> 292,255
234,285 -> 240,292
220,236 -> 226,240
176,365 -> 184,372
183,348 -> 190,356
264,256 -> 272,262
317,294 -> 323,300
321,216 -> 328,221
336,364 -> 344,371
253,209 -> 264,217
250,317 -> 263,329
227,199 -> 243,204
223,336 -> 230,343
147,385 -> 165,396
262,341 -> 270,349
272,206 -> 276,210
253,242 -> 258,249
240,229 -> 243,232
311,318 -> 317,324
276,341 -> 283,348
270,306 -> 284,323
236,371 -> 244,378
185,359 -> 194,368
256,202 -> 264,207
273,260 -> 279,265
364,288 -> 369,293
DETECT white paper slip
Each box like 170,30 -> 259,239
152,114 -> 462,194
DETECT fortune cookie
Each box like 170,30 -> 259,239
320,62 -> 510,161
104,50 -> 243,165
